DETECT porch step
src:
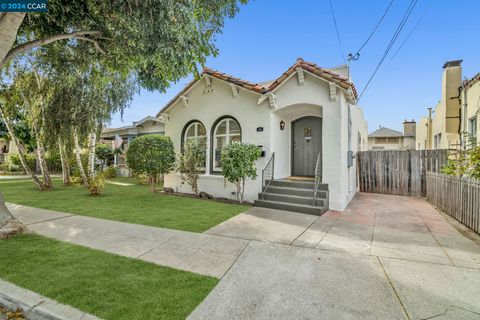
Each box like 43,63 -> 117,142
268,179 -> 328,191
258,193 -> 325,207
254,200 -> 328,216
267,186 -> 327,198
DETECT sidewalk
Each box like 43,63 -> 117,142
8,204 -> 250,278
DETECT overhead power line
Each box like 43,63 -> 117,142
329,0 -> 346,64
358,0 -> 419,101
348,0 -> 395,62
389,10 -> 427,62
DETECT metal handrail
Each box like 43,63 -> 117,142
261,152 -> 275,199
312,152 -> 321,205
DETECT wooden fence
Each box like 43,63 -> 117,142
426,172 -> 480,233
357,150 -> 448,197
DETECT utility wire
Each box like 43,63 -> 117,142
389,10 -> 427,62
329,0 -> 346,64
358,0 -> 419,101
348,0 -> 395,62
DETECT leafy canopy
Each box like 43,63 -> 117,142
221,142 -> 261,183
126,134 -> 175,178
13,0 -> 247,91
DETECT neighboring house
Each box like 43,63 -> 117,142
157,58 -> 368,212
416,60 -> 463,150
460,72 -> 480,146
368,121 -> 416,150
100,116 -> 165,174
0,138 -> 17,166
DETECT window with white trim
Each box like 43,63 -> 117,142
182,121 -> 206,169
469,116 -> 477,141
184,121 -> 206,144
212,117 -> 241,171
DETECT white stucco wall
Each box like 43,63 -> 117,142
162,72 -> 367,211
163,76 -> 271,202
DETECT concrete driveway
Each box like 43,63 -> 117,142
192,193 -> 480,319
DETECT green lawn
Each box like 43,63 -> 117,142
0,234 -> 217,320
0,179 -> 247,232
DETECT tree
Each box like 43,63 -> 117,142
0,64 -> 54,190
126,135 -> 175,192
221,143 -> 261,203
178,138 -> 206,195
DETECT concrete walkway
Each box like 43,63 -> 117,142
8,194 -> 480,319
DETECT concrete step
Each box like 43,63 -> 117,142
268,179 -> 328,191
266,186 -> 328,198
253,199 -> 328,216
259,192 -> 325,206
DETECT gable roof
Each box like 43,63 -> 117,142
463,72 -> 480,90
368,127 -> 404,138
267,58 -> 357,97
156,58 -> 358,116
102,116 -> 163,134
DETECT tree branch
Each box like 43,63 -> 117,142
1,30 -> 103,68
75,36 -> 107,55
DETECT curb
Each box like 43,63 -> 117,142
0,279 -> 102,320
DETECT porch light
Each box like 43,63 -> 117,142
280,120 -> 285,131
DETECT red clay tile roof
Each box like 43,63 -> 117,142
266,58 -> 357,98
157,58 -> 358,116
463,72 -> 480,89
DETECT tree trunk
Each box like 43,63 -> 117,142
34,129 -> 52,189
241,178 -> 246,203
58,139 -> 71,186
73,127 -> 88,186
86,131 -> 96,178
0,13 -> 25,68
0,192 -> 25,239
0,107 -> 46,190
236,182 -> 242,203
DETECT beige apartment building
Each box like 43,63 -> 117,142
368,120 -> 416,150
460,73 -> 480,146
416,60 -> 463,150
417,60 -> 480,150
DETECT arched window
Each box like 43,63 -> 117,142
182,120 -> 207,169
183,121 -> 206,144
212,117 -> 241,171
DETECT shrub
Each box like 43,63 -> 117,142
134,173 -> 150,185
126,135 -> 175,192
46,150 -> 62,173
178,138 -> 206,195
441,143 -> 480,179
69,153 -> 89,178
10,154 -> 36,172
221,142 -> 261,203
103,166 -> 118,179
87,173 -> 106,196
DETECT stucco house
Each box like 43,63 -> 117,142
368,121 -> 416,150
157,58 -> 368,212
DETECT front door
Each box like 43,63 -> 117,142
292,116 -> 322,177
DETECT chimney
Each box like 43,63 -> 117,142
403,119 -> 416,137
441,60 -> 462,133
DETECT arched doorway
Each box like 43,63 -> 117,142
291,116 -> 322,177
